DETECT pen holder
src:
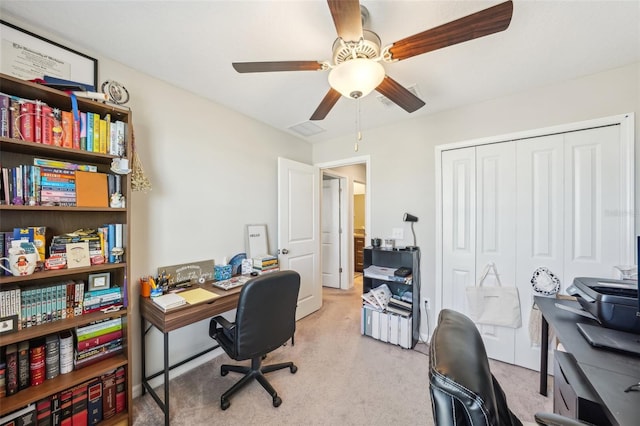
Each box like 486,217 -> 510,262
215,264 -> 232,281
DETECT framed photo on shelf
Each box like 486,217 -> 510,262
88,272 -> 111,292
0,20 -> 98,89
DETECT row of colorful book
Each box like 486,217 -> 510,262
0,318 -> 123,401
0,281 -> 122,331
1,224 -> 125,277
0,366 -> 126,425
1,159 -> 122,207
0,92 -> 127,156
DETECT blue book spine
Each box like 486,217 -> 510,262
86,113 -> 94,152
107,224 -> 116,263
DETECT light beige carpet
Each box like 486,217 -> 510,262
132,277 -> 553,425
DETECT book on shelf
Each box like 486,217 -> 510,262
77,329 -> 123,352
363,265 -> 413,284
0,359 -> 5,399
87,377 -> 103,425
0,403 -> 35,426
75,338 -> 123,362
101,369 -> 117,420
45,333 -> 60,380
59,387 -> 73,426
29,337 -> 46,387
5,343 -> 18,396
386,304 -> 411,317
36,396 -> 52,426
59,330 -> 74,375
115,366 -> 126,414
388,296 -> 412,310
0,93 -> 9,138
71,381 -> 89,426
17,340 -> 29,391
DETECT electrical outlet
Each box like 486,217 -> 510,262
391,227 -> 404,240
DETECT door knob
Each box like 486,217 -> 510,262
281,248 -> 289,255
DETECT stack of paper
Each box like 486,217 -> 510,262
152,293 -> 186,312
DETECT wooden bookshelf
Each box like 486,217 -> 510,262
0,73 -> 133,424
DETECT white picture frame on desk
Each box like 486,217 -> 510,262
246,224 -> 269,258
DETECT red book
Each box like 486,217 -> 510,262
41,105 -> 53,145
61,111 -> 73,148
59,388 -> 73,426
77,329 -> 123,352
72,114 -> 81,149
36,396 -> 53,426
71,381 -> 89,426
101,369 -> 116,420
19,101 -> 34,141
115,366 -> 126,413
29,338 -> 46,387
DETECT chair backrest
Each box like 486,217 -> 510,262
234,270 -> 301,360
429,309 -> 522,426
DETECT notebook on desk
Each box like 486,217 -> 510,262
577,322 -> 640,356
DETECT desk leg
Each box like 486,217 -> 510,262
540,314 -> 549,396
164,331 -> 170,426
141,318 -> 146,396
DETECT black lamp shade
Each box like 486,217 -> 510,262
403,213 -> 418,222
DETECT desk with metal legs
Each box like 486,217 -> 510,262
139,284 -> 241,426
535,296 -> 640,426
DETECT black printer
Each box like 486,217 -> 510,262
567,277 -> 640,333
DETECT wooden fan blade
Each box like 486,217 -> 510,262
310,88 -> 342,120
327,0 -> 363,42
375,76 -> 425,113
232,61 -> 324,73
388,0 -> 513,61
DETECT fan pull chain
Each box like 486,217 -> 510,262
355,97 -> 362,152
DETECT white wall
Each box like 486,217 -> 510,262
313,62 -> 640,341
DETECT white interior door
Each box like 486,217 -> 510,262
278,157 -> 322,319
322,178 -> 341,288
475,142 -> 517,364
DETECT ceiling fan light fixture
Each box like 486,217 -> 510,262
328,58 -> 385,99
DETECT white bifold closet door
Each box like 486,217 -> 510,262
441,124 -> 628,370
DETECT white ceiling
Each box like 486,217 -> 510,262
1,1 -> 639,143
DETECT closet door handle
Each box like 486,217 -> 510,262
281,248 -> 289,255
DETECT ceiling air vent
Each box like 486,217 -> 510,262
377,85 -> 421,108
288,121 -> 326,137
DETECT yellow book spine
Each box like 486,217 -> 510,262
92,113 -> 100,152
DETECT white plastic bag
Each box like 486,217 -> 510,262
466,263 -> 522,328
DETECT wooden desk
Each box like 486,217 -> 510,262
535,296 -> 640,425
140,283 -> 242,426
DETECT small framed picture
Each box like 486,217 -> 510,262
88,272 -> 110,291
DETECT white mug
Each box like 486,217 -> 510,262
0,242 -> 40,276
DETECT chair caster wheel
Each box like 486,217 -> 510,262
273,395 -> 282,407
221,368 -> 228,376
290,365 -> 298,374
221,398 -> 230,410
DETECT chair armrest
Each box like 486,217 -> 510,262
534,412 -> 588,426
209,315 -> 234,337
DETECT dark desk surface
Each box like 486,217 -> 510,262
139,283 -> 242,332
535,296 -> 640,425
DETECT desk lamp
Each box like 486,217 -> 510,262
403,213 -> 418,250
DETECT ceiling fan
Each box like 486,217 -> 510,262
232,0 -> 513,121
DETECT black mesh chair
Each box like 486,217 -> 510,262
209,270 -> 300,410
429,309 -> 585,426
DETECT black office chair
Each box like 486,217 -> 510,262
429,309 -> 585,426
209,270 -> 300,410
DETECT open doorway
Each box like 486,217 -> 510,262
317,156 -> 369,291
